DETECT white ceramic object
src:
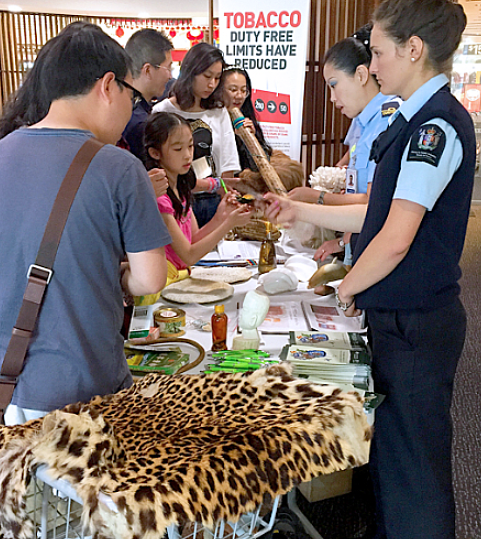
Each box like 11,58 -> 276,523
239,290 -> 270,332
284,255 -> 318,282
232,290 -> 271,350
258,268 -> 298,295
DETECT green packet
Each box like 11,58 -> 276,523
280,344 -> 371,365
289,330 -> 367,351
125,346 -> 190,375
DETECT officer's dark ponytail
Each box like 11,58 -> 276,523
323,24 -> 373,76
373,0 -> 466,73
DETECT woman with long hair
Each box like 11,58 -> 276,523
153,43 -> 240,227
222,67 -> 272,172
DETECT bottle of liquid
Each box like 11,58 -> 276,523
258,221 -> 277,274
212,304 -> 228,351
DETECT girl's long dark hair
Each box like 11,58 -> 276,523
223,67 -> 272,157
172,42 -> 226,111
143,112 -> 195,221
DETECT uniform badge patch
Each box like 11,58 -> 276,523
407,124 -> 446,167
381,100 -> 400,117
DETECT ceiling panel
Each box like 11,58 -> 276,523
0,0 -> 220,18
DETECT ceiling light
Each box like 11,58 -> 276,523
138,12 -> 150,18
7,5 -> 22,12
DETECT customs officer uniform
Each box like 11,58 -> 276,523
343,93 -> 400,264
353,74 -> 475,539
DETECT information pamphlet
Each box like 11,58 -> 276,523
302,301 -> 365,333
281,344 -> 370,365
258,301 -> 308,334
289,330 -> 367,351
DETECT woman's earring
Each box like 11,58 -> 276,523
411,57 -> 415,62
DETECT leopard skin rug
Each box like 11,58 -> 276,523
0,364 -> 371,539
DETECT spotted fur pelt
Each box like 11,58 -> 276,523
0,364 -> 371,539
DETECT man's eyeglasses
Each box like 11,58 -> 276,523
154,64 -> 173,74
115,78 -> 143,102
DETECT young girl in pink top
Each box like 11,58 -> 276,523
144,112 -> 252,270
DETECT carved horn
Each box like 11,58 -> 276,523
229,107 -> 288,197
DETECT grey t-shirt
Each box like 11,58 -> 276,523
0,128 -> 171,411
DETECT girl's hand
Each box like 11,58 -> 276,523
214,192 -> 239,219
227,204 -> 253,228
314,238 -> 343,262
263,193 -> 299,228
215,193 -> 252,227
149,168 -> 169,198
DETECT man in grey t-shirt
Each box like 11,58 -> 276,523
0,23 -> 171,424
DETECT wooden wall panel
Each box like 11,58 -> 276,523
0,11 -> 191,114
302,0 -> 378,176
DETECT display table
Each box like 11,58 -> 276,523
129,269 -> 365,374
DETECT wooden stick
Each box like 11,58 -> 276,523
229,107 -> 288,197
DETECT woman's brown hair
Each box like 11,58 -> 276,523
372,0 -> 466,73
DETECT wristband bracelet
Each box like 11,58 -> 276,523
206,177 -> 220,193
317,190 -> 327,205
335,291 -> 354,311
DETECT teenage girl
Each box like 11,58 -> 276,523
144,112 -> 252,269
153,43 -> 240,228
264,1 -> 473,537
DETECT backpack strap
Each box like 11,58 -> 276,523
0,137 -> 105,412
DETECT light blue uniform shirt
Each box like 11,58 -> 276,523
344,116 -> 362,148
390,74 -> 463,210
349,92 -> 399,194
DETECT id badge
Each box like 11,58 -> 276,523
346,168 -> 358,194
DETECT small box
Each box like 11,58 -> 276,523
128,305 -> 154,340
297,469 -> 353,503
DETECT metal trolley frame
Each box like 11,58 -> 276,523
31,465 -> 281,539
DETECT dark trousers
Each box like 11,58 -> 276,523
367,298 -> 466,539
192,192 -> 221,228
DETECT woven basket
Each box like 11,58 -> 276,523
233,218 -> 281,242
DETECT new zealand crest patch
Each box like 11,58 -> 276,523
407,123 -> 446,167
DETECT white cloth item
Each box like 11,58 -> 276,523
152,99 -> 240,174
4,404 -> 48,426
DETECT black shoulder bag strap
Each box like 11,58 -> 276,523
0,137 -> 105,412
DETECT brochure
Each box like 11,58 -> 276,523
302,301 -> 365,333
289,330 -> 367,351
258,301 -> 309,334
280,344 -> 370,365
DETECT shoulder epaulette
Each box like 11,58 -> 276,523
381,100 -> 401,117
